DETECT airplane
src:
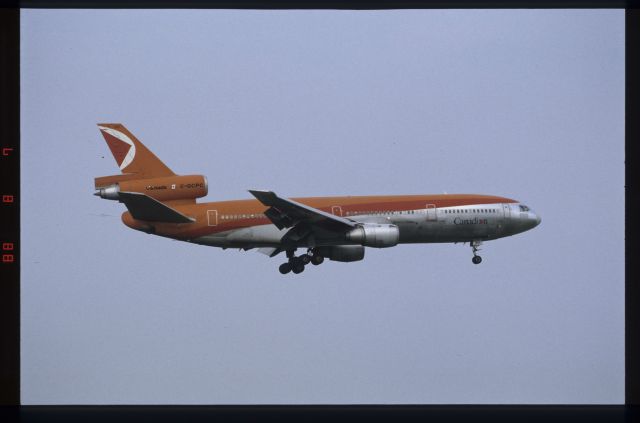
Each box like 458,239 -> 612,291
94,124 -> 541,274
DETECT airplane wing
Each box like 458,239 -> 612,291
249,189 -> 358,256
119,191 -> 195,223
249,190 -> 356,232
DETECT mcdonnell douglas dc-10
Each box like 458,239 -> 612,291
94,124 -> 541,274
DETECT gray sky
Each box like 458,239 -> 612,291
21,9 -> 624,404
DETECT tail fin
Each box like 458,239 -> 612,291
97,124 -> 175,178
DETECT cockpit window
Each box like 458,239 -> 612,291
519,205 -> 530,212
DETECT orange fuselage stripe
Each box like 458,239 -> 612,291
127,194 -> 518,239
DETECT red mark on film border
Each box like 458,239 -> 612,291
2,243 -> 14,263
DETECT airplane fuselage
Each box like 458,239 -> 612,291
121,194 -> 540,249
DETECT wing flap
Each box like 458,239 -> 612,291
119,191 -> 195,223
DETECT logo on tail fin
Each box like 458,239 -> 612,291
98,125 -> 137,170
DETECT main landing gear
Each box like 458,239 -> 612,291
470,240 -> 483,265
278,248 -> 325,275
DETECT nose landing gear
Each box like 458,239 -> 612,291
278,248 -> 325,275
470,240 -> 483,264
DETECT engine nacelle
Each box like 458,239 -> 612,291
346,224 -> 399,248
316,245 -> 365,262
95,175 -> 208,202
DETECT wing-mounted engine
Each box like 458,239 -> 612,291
316,245 -> 365,262
95,174 -> 208,202
346,223 -> 400,248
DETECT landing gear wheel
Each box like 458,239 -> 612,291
292,261 -> 305,274
311,255 -> 324,265
469,240 -> 483,265
300,255 -> 311,265
279,262 -> 292,274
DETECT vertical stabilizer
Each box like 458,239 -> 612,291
97,123 -> 175,178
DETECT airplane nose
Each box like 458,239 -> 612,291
535,213 -> 541,226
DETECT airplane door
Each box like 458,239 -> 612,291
207,210 -> 218,226
331,206 -> 343,217
426,204 -> 437,221
502,204 -> 511,219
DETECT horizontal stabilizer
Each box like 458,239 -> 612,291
119,191 -> 195,223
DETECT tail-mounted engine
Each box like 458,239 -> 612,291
95,174 -> 208,202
